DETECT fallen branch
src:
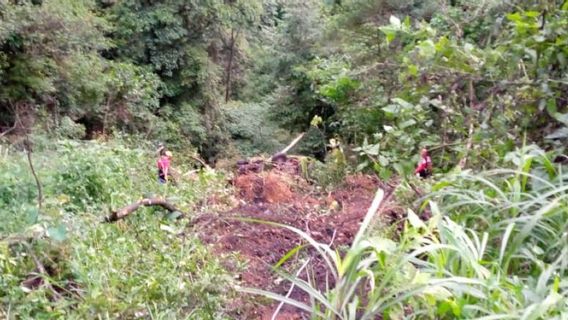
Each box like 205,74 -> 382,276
105,198 -> 184,222
0,121 -> 17,138
189,154 -> 210,169
271,132 -> 306,162
22,242 -> 62,301
277,133 -> 305,155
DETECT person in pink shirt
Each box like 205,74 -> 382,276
157,151 -> 172,183
415,148 -> 432,178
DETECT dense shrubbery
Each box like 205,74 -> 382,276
0,139 -> 233,319
247,0 -> 568,175
2,0 -> 568,319
223,101 -> 289,157
247,147 -> 568,319
0,0 -> 267,160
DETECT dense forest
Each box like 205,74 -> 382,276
1,0 -> 568,319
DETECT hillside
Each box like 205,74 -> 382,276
1,1 -> 568,319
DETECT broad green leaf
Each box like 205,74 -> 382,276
552,113 -> 568,126
524,11 -> 540,18
382,104 -> 400,114
407,209 -> 426,229
400,119 -> 417,129
403,16 -> 411,29
506,12 -> 523,23
389,15 -> 401,28
392,98 -> 414,110
408,64 -> 418,76
545,127 -> 568,139
47,224 -> 67,242
384,29 -> 396,43
360,237 -> 396,254
165,211 -> 183,220
418,40 -> 436,58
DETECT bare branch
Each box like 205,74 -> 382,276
105,198 -> 185,222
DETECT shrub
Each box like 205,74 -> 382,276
223,101 -> 290,156
0,139 -> 234,319
243,147 -> 568,319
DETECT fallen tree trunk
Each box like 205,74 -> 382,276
278,132 -> 305,155
271,132 -> 305,162
105,198 -> 184,222
189,154 -> 210,169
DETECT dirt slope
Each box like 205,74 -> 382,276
190,158 -> 400,319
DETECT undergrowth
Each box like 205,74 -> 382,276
0,139 -> 233,319
243,146 -> 568,319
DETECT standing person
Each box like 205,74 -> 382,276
156,143 -> 166,156
157,151 -> 172,183
415,148 -> 432,178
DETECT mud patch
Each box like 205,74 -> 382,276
191,158 -> 400,319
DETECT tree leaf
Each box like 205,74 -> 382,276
389,16 -> 401,28
400,119 -> 417,129
382,105 -> 400,114
165,211 -> 183,220
545,127 -> 568,140
391,98 -> 414,110
47,224 -> 67,242
552,113 -> 568,126
407,209 -> 426,229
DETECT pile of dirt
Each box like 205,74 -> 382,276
233,172 -> 295,204
190,157 -> 400,319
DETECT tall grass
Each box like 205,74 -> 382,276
242,147 -> 568,319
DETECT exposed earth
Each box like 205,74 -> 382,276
189,157 -> 404,319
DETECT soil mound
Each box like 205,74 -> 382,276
191,157 -> 399,319
234,172 -> 294,204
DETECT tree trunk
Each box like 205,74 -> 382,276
225,29 -> 238,103
25,141 -> 43,211
271,132 -> 306,162
105,198 -> 184,222
458,80 -> 478,169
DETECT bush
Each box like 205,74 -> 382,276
223,101 -> 290,157
0,139 -> 234,319
245,147 -> 568,319
54,117 -> 86,139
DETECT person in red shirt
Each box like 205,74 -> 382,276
415,148 -> 432,178
157,151 -> 172,183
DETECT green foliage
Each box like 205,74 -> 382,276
0,0 -> 109,101
246,155 -> 568,319
0,139 -> 234,318
245,0 -> 568,172
0,0 -> 269,160
2,0 -> 568,317
295,126 -> 327,159
53,117 -> 86,139
353,97 -> 440,178
223,101 -> 289,156
309,146 -> 349,188
68,223 -> 229,319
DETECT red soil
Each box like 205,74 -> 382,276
190,158 -> 400,319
